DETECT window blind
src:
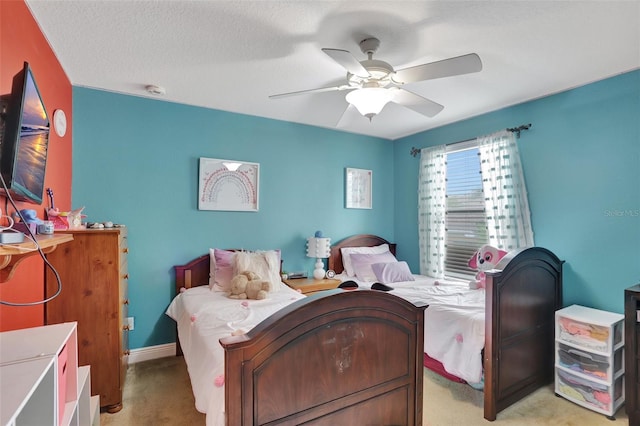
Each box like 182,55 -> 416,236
444,143 -> 488,280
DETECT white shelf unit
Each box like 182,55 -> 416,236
1,356 -> 56,425
555,304 -> 625,419
77,366 -> 100,426
0,322 -> 99,426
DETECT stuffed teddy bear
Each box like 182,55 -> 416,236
468,245 -> 508,289
228,271 -> 271,300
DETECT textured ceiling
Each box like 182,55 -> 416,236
26,0 -> 640,140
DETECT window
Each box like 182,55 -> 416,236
444,143 -> 488,280
418,130 -> 533,281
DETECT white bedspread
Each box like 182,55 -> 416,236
390,277 -> 485,384
338,274 -> 486,384
165,283 -> 305,426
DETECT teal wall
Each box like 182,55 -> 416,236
73,70 -> 639,349
72,88 -> 394,349
394,70 -> 640,314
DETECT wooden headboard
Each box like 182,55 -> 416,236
328,234 -> 397,274
175,237 -> 395,291
174,253 -> 210,292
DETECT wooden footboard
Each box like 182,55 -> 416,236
220,289 -> 426,425
483,247 -> 563,421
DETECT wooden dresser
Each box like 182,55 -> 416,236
45,228 -> 129,413
625,284 -> 640,425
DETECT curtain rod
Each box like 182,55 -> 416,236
506,123 -> 532,138
409,123 -> 532,157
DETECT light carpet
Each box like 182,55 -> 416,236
100,356 -> 628,425
422,367 -> 628,425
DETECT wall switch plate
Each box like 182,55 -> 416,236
127,317 -> 134,331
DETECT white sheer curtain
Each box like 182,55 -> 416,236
478,130 -> 534,250
418,145 -> 447,278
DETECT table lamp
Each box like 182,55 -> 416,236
306,231 -> 331,280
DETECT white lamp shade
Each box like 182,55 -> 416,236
345,88 -> 394,118
307,237 -> 331,280
306,237 -> 331,259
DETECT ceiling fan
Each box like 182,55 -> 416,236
270,37 -> 482,122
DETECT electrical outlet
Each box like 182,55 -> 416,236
127,317 -> 134,331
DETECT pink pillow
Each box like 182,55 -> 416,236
209,249 -> 236,291
350,251 -> 398,282
371,261 -> 415,284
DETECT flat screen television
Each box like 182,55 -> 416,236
0,61 -> 50,204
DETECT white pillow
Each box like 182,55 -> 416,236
233,250 -> 281,292
341,244 -> 390,277
209,248 -> 282,291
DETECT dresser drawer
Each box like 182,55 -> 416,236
556,306 -> 623,353
556,368 -> 624,415
119,234 -> 128,270
556,342 -> 622,381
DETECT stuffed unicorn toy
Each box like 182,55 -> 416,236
468,245 -> 508,289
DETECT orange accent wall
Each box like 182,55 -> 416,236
0,1 -> 72,331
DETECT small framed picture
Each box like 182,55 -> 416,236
345,168 -> 372,209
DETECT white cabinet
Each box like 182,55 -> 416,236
555,304 -> 625,419
0,322 -> 99,426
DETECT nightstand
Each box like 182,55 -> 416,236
284,278 -> 341,294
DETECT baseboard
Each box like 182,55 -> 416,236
128,343 -> 176,364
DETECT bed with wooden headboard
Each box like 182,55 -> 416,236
328,234 -> 564,421
172,249 -> 426,425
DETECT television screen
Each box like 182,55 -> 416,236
0,62 -> 50,204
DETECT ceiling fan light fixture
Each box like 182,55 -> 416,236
270,36 -> 481,125
346,88 -> 394,120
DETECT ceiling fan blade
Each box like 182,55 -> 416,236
392,88 -> 444,117
269,85 -> 351,99
322,48 -> 371,78
394,53 -> 482,84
